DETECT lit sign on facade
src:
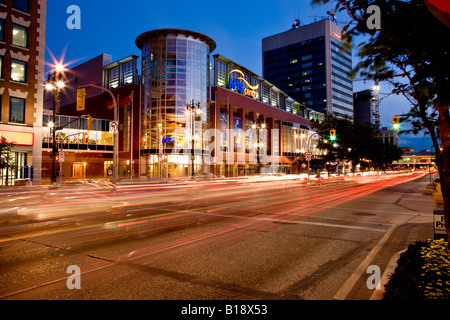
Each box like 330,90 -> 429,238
332,32 -> 341,40
228,69 -> 259,99
162,137 -> 175,143
0,130 -> 34,146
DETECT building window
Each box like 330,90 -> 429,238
11,59 -> 26,82
12,24 -> 28,48
9,97 -> 25,124
13,0 -> 29,13
0,19 -> 4,42
0,56 -> 3,78
108,67 -> 119,89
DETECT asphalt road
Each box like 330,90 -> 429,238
0,171 -> 435,300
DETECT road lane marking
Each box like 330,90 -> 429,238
199,212 -> 387,233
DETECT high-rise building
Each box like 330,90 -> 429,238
353,89 -> 375,125
262,19 -> 354,119
0,0 -> 47,185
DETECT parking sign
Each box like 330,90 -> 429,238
109,121 -> 118,134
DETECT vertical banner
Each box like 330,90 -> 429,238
233,116 -> 242,150
55,91 -> 62,114
220,112 -> 228,151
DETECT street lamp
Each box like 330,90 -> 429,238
78,84 -> 118,184
251,121 -> 266,174
45,64 -> 65,184
186,100 -> 201,178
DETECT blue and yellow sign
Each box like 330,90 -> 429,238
228,69 -> 259,99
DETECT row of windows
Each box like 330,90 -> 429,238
331,52 -> 352,70
0,0 -> 29,13
264,37 -> 324,58
330,38 -> 352,57
332,99 -> 353,113
332,80 -> 353,95
264,43 -> 326,65
0,95 -> 25,124
264,51 -> 325,73
331,73 -> 353,88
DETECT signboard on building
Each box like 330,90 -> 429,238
228,69 -> 259,100
0,130 -> 34,146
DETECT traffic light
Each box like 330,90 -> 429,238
392,115 -> 400,131
330,129 -> 336,141
83,132 -> 89,143
77,88 -> 86,111
87,116 -> 92,131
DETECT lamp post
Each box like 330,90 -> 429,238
78,84 -> 118,184
45,65 -> 65,184
186,100 -> 201,178
251,122 -> 266,174
306,128 -> 333,179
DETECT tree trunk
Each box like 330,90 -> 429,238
436,103 -> 450,250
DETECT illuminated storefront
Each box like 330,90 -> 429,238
41,112 -> 115,180
210,55 -> 324,176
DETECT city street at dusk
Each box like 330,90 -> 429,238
0,171 -> 434,300
0,0 -> 449,312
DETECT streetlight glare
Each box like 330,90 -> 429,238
55,64 -> 65,73
45,83 -> 54,91
48,121 -> 54,128
56,81 -> 65,88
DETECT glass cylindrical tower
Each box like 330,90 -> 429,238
136,29 -> 216,178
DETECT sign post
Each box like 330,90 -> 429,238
305,152 -> 312,179
58,151 -> 65,186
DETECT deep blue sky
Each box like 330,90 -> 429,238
45,0 -> 433,151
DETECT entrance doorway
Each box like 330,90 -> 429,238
73,162 -> 86,178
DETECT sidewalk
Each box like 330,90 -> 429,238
343,222 -> 434,300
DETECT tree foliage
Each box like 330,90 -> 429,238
0,136 -> 14,186
312,0 -> 450,246
313,115 -> 403,171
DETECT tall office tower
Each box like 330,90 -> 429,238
262,19 -> 354,119
0,0 -> 47,185
353,89 -> 375,125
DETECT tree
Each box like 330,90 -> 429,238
312,0 -> 450,246
0,136 -> 14,186
313,115 -> 403,172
